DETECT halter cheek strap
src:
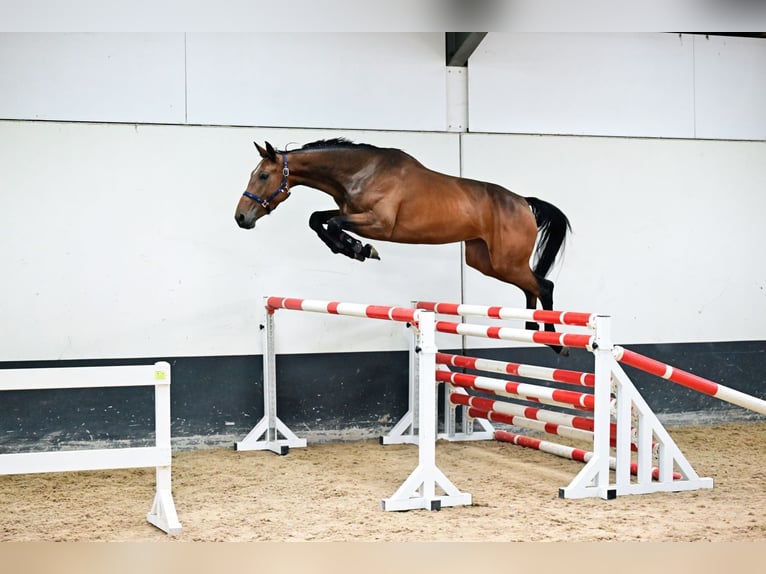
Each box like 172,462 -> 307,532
242,153 -> 290,215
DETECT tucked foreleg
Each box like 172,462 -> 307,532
308,210 -> 380,261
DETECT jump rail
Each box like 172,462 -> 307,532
614,346 -> 766,416
416,301 -> 595,327
266,296 -> 417,323
436,369 -> 596,411
494,430 -> 680,481
435,320 -> 595,350
0,362 -> 181,535
437,352 -> 595,387
448,392 -> 619,441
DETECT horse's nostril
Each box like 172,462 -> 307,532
236,213 -> 245,223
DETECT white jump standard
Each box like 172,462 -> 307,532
0,362 -> 182,534
239,296 -> 472,511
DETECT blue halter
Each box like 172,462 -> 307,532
242,153 -> 290,214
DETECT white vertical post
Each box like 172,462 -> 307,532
614,350 -> 634,488
264,310 -> 278,444
379,311 -> 419,445
591,315 -> 615,498
236,300 -> 306,453
559,315 -> 616,499
147,361 -> 182,534
636,410 -> 653,484
381,311 -> 472,511
417,311 -> 437,501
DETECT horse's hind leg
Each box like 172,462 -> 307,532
466,239 -> 567,355
535,274 -> 556,333
536,274 -> 569,356
466,239 -> 542,326
523,290 -> 539,331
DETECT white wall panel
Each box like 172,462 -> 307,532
694,35 -> 766,141
186,33 -> 446,131
0,121 -> 461,360
461,133 -> 766,347
468,33 -> 695,138
0,33 -> 186,124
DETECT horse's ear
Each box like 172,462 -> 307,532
265,142 -> 277,161
254,141 -> 278,162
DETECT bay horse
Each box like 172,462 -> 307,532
235,138 -> 572,354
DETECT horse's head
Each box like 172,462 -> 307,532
235,142 -> 291,229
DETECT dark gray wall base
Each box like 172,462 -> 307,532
1,340 -> 763,452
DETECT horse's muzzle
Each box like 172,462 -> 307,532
235,212 -> 255,229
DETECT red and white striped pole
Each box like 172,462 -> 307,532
436,369 -> 597,411
435,320 -> 595,349
449,392 -> 611,435
437,352 -> 595,387
266,297 -> 418,324
614,346 -> 766,416
417,301 -> 595,327
494,430 -> 679,481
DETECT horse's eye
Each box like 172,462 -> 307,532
258,172 -> 269,181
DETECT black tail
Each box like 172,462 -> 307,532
526,197 -> 571,278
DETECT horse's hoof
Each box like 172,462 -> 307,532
559,346 -> 570,357
351,244 -> 380,262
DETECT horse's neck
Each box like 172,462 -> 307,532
288,151 -> 369,200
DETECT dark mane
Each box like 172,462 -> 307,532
294,138 -> 382,152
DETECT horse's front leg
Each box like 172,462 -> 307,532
327,215 -> 380,261
309,210 -> 344,254
308,210 -> 380,261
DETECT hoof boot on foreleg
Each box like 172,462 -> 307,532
364,244 -> 380,260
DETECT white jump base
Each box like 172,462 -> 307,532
0,362 -> 182,535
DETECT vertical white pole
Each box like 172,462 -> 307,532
615,362 -> 633,487
148,361 -> 182,534
154,361 -> 172,456
410,313 -> 420,437
416,311 -> 437,503
636,410 -> 653,484
592,315 -> 614,497
263,305 -> 277,443
154,361 -> 172,496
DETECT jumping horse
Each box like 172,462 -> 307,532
235,139 -> 572,354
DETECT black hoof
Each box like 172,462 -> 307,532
351,244 -> 380,262
365,244 -> 380,260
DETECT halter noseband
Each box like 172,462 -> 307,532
242,153 -> 290,215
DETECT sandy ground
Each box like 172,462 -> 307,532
2,421 -> 765,542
